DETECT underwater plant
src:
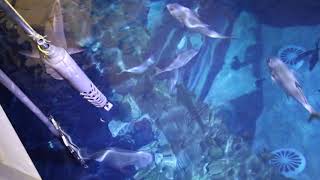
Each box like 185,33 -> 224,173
269,148 -> 306,178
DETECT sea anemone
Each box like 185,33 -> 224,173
277,45 -> 306,68
269,148 -> 306,178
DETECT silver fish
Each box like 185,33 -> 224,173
119,56 -> 155,74
166,3 -> 230,39
155,49 -> 198,76
81,148 -> 153,172
267,57 -> 320,121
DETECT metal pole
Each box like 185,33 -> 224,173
0,69 -> 59,136
0,0 -> 113,111
44,44 -> 113,110
0,70 -> 87,166
0,0 -> 35,36
0,0 -> 47,46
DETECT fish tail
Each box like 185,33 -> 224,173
19,50 -> 41,59
308,111 -> 320,122
210,34 -> 232,39
197,27 -> 235,39
67,47 -> 84,55
153,67 -> 162,77
147,55 -> 155,64
206,31 -> 236,39
116,71 -> 124,75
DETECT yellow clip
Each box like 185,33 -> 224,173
37,45 -> 49,56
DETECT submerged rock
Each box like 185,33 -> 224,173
108,120 -> 130,138
208,147 -> 224,160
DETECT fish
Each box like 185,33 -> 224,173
154,49 -> 198,76
80,148 -> 153,173
119,56 -> 155,74
166,3 -> 231,39
267,57 -> 320,121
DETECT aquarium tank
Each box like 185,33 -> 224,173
1,0 -> 320,179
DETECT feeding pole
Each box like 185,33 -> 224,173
0,0 -> 113,111
0,0 -> 114,166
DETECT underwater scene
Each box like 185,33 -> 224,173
1,0 -> 320,179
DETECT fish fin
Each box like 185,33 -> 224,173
291,69 -> 300,79
147,55 -> 155,64
153,67 -> 162,77
192,5 -> 202,19
286,94 -> 290,100
118,166 -> 135,175
186,37 -> 193,49
201,23 -> 210,28
78,148 -> 92,161
196,26 -> 237,39
255,78 -> 266,88
45,64 -> 64,80
293,50 -> 314,63
19,50 -> 40,59
309,53 -> 319,71
117,70 -> 125,75
194,26 -> 222,39
207,32 -> 233,39
316,38 -> 320,49
231,56 -> 242,70
295,81 -> 302,89
295,81 -> 304,97
193,11 -> 201,19
295,81 -> 309,105
45,0 -> 68,48
67,47 -> 85,55
204,29 -> 236,39
271,75 -> 276,83
308,112 -> 320,122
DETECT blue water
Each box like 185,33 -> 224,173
1,0 -> 320,179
